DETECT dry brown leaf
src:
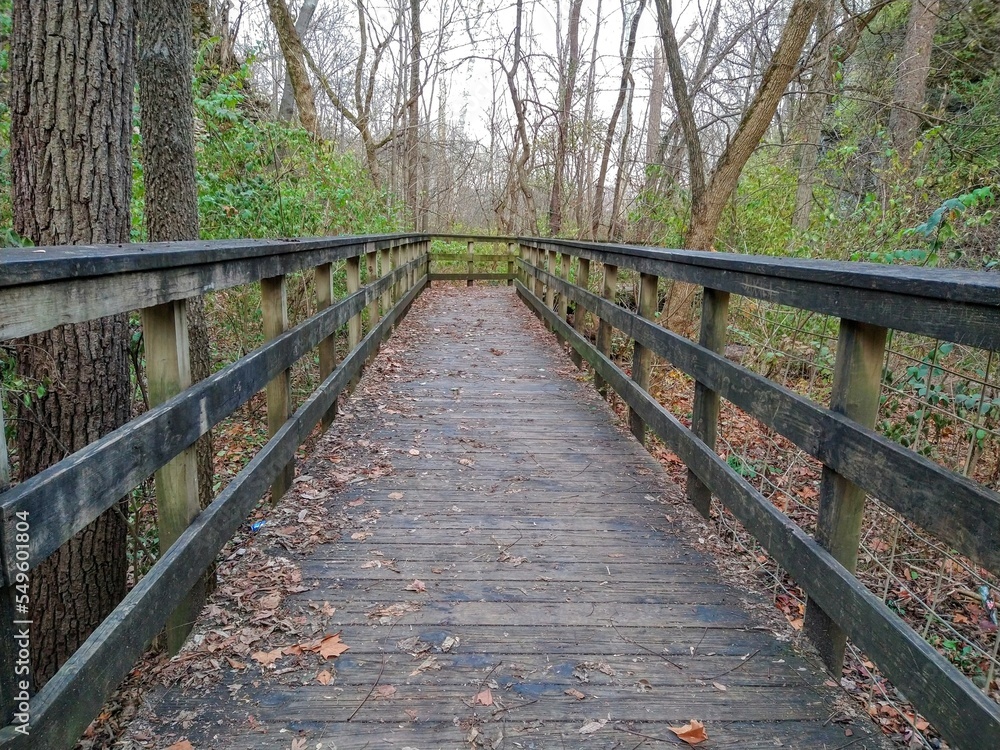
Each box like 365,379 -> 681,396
405,579 -> 427,593
258,591 -> 282,610
474,688 -> 493,706
225,656 -> 247,670
409,656 -> 441,676
165,742 -> 194,750
388,492 -> 404,500
712,682 -> 727,692
351,531 -> 372,541
564,688 -> 586,700
668,719 -> 708,745
251,648 -> 284,667
317,634 -> 350,659
578,719 -> 607,735
291,739 -> 307,750
348,499 -> 366,507
408,449 -> 420,455
316,670 -> 333,685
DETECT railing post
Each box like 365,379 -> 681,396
366,243 -> 379,330
393,244 -> 403,302
142,299 -> 202,653
558,252 -> 570,325
507,242 -> 515,286
545,249 -> 557,315
465,241 -> 474,287
380,247 -> 392,311
803,319 -> 888,674
532,247 -> 544,299
261,276 -> 294,503
347,255 -> 362,389
687,289 -> 730,519
571,257 -> 591,369
629,273 -> 659,444
315,263 -> 337,429
595,263 -> 618,397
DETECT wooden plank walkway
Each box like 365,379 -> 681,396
130,286 -> 888,749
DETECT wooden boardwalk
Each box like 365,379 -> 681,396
135,286 -> 886,749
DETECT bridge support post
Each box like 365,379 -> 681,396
687,289 -> 731,519
629,273 -> 659,444
315,263 -> 338,430
532,247 -> 543,299
595,263 -> 618,397
262,276 -> 295,503
467,241 -> 474,287
803,319 -> 888,674
507,243 -> 515,285
558,253 -> 571,335
570,257 -> 591,369
366,243 -> 379,330
393,245 -> 403,302
545,250 -> 557,326
142,299 -> 203,653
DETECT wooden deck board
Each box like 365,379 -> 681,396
136,286 -> 888,749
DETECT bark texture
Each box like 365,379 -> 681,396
890,0 -> 939,162
548,0 -> 583,237
10,0 -> 135,687
139,0 -> 216,520
266,0 -> 320,138
406,0 -> 423,229
277,0 -> 319,121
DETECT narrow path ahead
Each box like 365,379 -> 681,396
138,286 -> 885,749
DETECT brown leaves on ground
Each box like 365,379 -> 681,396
165,741 -> 194,750
473,688 -> 493,706
668,719 -> 708,745
251,633 -> 348,667
405,578 -> 426,593
564,688 -> 586,700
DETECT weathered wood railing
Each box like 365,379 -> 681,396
514,237 -> 1000,750
0,234 -> 430,748
2,232 -> 1000,748
427,234 -> 518,285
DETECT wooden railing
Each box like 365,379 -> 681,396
0,234 -> 429,748
514,237 -> 1000,750
2,232 -> 999,748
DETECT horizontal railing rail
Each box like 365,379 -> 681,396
512,239 -> 1000,750
427,237 -> 517,285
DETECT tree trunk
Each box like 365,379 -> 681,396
645,40 -> 664,173
576,0 -> 602,233
548,0 -> 583,237
660,0 -> 820,334
266,0 -> 320,137
406,0 -> 422,229
11,0 -> 135,688
890,0 -> 939,163
790,2 -> 835,236
277,0 -> 319,122
139,0 -> 216,533
592,0 -> 646,240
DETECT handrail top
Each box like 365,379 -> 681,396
2,231 -> 997,309
0,233 -> 425,288
520,237 -> 1000,308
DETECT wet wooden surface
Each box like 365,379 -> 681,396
138,286 -> 886,749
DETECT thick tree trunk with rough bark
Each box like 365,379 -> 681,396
406,0 -> 423,229
266,0 -> 320,138
890,0 -> 939,163
139,0 -> 216,528
11,0 -> 135,688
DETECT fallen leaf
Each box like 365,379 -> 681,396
474,688 -> 493,706
291,739 -> 307,750
348,499 -> 366,507
668,719 -> 708,745
439,635 -> 459,652
388,492 -> 404,500
317,633 -> 350,659
404,708 -> 419,721
374,684 -> 397,699
225,656 -> 247,670
579,719 -> 608,735
406,579 -> 426,593
712,682 -> 727,692
409,656 -> 441,676
251,648 -> 284,667
565,688 -> 586,700
351,531 -> 372,541
165,742 -> 194,750
316,670 -> 333,685
459,458 -> 474,466
259,591 -> 282,610
409,449 -> 420,456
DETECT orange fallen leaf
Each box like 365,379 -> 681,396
375,684 -> 397,699
316,670 -> 333,685
474,688 -> 493,706
348,499 -> 366,507
668,719 -> 708,746
406,579 -> 426,593
225,656 -> 247,670
165,742 -> 194,750
251,648 -> 284,667
388,492 -> 404,500
565,688 -> 586,700
317,633 -> 350,659
258,591 -> 282,610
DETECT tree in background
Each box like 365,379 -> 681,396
11,0 -> 135,686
